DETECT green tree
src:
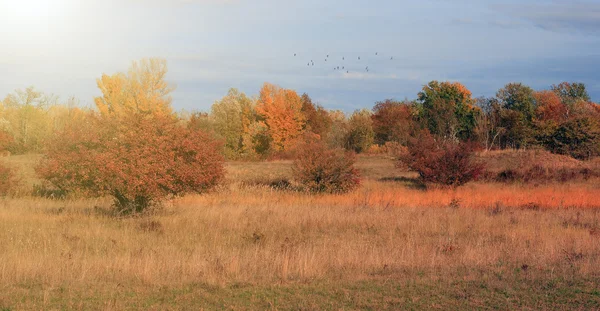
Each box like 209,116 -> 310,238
551,82 -> 591,108
417,81 -> 480,142
211,88 -> 255,159
495,83 -> 536,148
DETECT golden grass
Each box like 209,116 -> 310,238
0,155 -> 599,309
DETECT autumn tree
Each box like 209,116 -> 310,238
325,110 -> 348,149
95,58 -> 174,119
37,59 -> 224,213
417,81 -> 480,142
344,109 -> 374,153
211,88 -> 256,159
1,86 -> 56,153
300,93 -> 332,138
371,99 -> 415,145
255,83 -> 305,152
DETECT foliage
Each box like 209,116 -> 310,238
95,58 -> 174,119
344,109 -> 374,153
417,81 -> 480,141
211,88 -> 256,159
400,131 -> 484,187
547,117 -> 600,160
37,114 -> 225,213
301,93 -> 332,138
292,139 -> 360,194
371,99 -> 415,145
551,82 -> 591,107
0,86 -> 57,154
256,83 -> 305,152
38,60 -> 224,213
494,83 -> 537,148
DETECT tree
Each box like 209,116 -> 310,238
474,97 -> 504,151
211,88 -> 256,159
547,117 -> 600,160
345,109 -> 374,153
551,82 -> 591,109
1,86 -> 56,153
325,110 -> 348,149
495,83 -> 537,148
371,99 -> 415,145
255,83 -> 305,152
300,93 -> 332,138
37,60 -> 224,213
534,90 -> 567,124
417,81 -> 480,142
95,58 -> 174,119
496,83 -> 536,121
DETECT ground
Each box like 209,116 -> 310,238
0,153 -> 599,310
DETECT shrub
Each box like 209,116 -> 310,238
37,113 -> 225,214
0,163 -> 18,196
292,140 -> 360,194
400,132 -> 483,187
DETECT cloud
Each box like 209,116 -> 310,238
494,2 -> 600,35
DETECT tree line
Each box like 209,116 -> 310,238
1,60 -> 599,161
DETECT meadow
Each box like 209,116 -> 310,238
0,153 -> 599,310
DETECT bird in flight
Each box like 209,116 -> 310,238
358,56 -> 361,60
294,53 -> 296,56
375,52 -> 378,55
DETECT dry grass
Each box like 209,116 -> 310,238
0,155 -> 599,309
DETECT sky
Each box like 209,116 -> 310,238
0,0 -> 599,112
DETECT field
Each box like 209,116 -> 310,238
1,153 -> 600,310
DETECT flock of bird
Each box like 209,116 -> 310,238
293,52 -> 393,74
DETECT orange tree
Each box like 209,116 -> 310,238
37,59 -> 224,213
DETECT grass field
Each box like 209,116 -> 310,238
1,154 -> 599,310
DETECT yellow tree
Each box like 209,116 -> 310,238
1,86 -> 56,153
95,58 -> 174,119
255,83 -> 305,151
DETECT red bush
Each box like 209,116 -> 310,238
37,113 -> 224,213
292,140 -> 360,194
400,132 -> 483,187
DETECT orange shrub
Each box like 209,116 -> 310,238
292,140 -> 360,194
37,113 -> 224,213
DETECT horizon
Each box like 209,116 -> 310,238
1,0 -> 599,113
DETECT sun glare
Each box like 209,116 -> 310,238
0,0 -> 72,34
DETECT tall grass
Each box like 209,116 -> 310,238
0,153 -> 599,309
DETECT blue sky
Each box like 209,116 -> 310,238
0,0 -> 599,112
